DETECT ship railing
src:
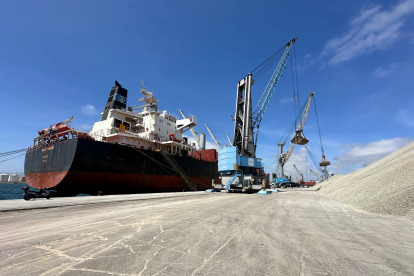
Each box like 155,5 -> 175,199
113,123 -> 131,132
32,128 -> 83,148
89,125 -> 147,141
112,124 -> 146,134
102,106 -> 139,114
89,127 -> 192,147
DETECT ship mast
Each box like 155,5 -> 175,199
138,81 -> 158,113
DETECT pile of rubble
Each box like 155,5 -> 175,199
318,141 -> 414,220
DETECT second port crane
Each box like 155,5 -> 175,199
273,92 -> 314,188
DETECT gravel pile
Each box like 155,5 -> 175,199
317,141 -> 414,220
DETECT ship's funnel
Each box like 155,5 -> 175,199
101,81 -> 128,121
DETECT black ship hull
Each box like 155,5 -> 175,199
24,139 -> 219,195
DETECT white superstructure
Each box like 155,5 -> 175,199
8,174 -> 18,182
90,83 -> 197,155
0,174 -> 9,182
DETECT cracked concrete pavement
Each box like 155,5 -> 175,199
1,189 -> 414,275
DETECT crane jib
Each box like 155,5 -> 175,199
252,38 -> 297,146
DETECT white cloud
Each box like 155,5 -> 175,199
372,63 -> 400,77
338,137 -> 413,168
283,147 -> 317,182
206,141 -> 221,150
321,0 -> 414,64
81,104 -> 98,116
281,137 -> 413,178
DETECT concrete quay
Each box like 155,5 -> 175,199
1,189 -> 413,276
0,191 -> 208,212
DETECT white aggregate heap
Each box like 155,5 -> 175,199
317,141 -> 414,220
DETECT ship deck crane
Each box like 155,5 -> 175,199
180,110 -> 206,150
216,38 -> 297,193
225,132 -> 233,147
205,124 -> 225,149
273,92 -> 314,187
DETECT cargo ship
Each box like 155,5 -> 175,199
24,81 -> 220,196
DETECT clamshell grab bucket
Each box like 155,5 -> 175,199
291,132 -> 309,145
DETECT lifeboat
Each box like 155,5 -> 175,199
38,123 -> 70,139
168,133 -> 182,143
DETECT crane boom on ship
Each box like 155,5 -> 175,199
180,109 -> 206,150
205,124 -> 224,149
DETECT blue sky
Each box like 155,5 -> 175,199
1,0 -> 414,179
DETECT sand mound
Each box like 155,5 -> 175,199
317,141 -> 414,220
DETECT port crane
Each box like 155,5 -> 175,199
293,165 -> 303,183
272,92 -> 314,187
312,95 -> 331,180
214,38 -> 297,193
179,109 -> 206,150
305,146 -> 330,180
309,169 -> 323,182
319,156 -> 331,180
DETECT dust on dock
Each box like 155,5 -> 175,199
1,189 -> 414,275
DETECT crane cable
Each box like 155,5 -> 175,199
294,43 -> 299,101
0,148 -> 29,157
290,43 -> 300,129
0,147 -> 36,163
305,146 -> 324,174
279,100 -> 307,144
313,97 -> 325,157
251,45 -> 285,73
250,46 -> 286,81
0,153 -> 26,163
132,146 -> 208,186
291,50 -> 296,126
254,52 -> 285,81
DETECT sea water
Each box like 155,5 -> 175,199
0,183 -> 34,200
0,183 -> 90,200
